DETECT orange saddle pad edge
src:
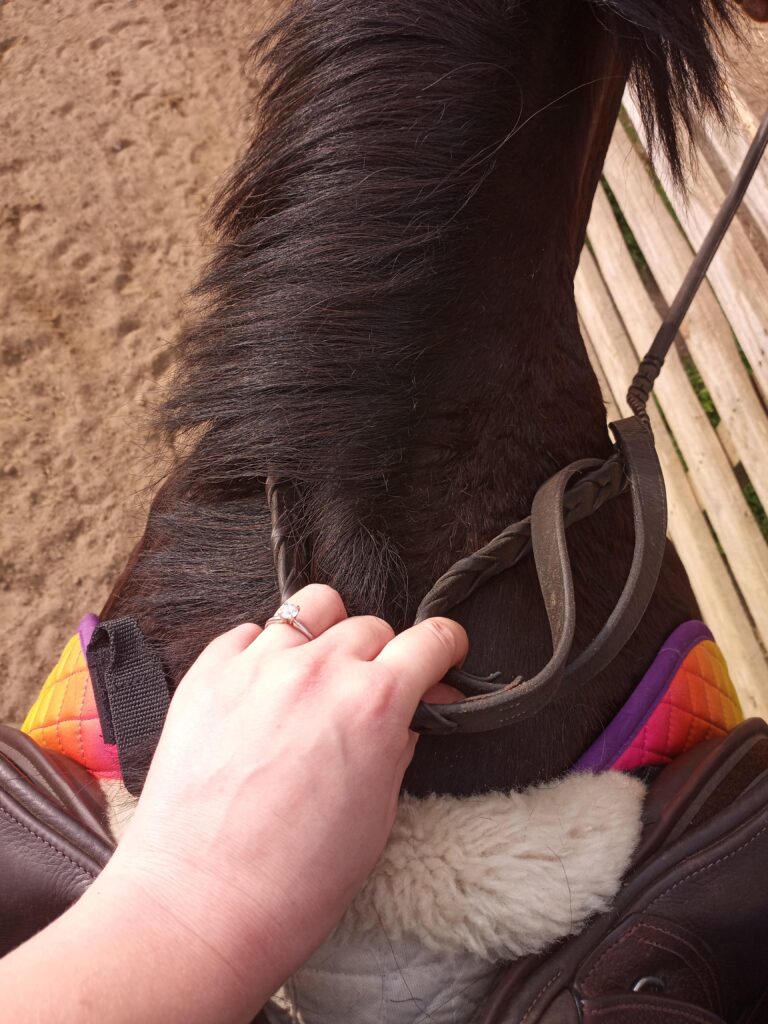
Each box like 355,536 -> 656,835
22,614 -> 120,780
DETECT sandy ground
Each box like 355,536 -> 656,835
0,1 -> 276,722
0,5 -> 765,725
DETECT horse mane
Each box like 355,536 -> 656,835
600,0 -> 737,179
115,0 -> 737,682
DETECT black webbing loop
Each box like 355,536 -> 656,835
87,618 -> 171,797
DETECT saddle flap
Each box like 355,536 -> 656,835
481,718 -> 768,1023
0,725 -> 116,957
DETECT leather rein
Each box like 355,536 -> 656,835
268,111 -> 768,737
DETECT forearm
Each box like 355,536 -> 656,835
0,592 -> 466,1020
0,868 -> 274,1024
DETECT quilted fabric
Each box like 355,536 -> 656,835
22,617 -> 742,784
21,618 -> 120,780
575,620 -> 743,774
612,638 -> 742,772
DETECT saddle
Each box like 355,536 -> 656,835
2,716 -> 768,1023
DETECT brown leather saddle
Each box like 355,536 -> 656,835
3,716 -> 768,1022
0,724 -> 114,955
479,717 -> 768,1023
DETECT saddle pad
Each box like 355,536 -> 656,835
22,618 -> 742,783
574,620 -> 743,773
21,614 -> 120,780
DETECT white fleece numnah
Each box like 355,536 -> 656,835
336,771 -> 645,962
265,772 -> 645,1023
99,778 -> 138,842
101,770 -> 645,965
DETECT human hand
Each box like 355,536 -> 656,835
99,584 -> 467,1013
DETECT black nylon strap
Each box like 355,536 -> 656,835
86,618 -> 170,797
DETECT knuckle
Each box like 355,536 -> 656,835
364,664 -> 402,715
290,645 -> 333,684
360,615 -> 395,642
423,616 -> 458,651
304,583 -> 345,612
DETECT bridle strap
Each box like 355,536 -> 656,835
412,457 -> 599,734
413,454 -> 626,627
564,416 -> 666,687
265,109 -> 768,738
628,108 -> 768,428
266,474 -> 310,600
410,416 -> 666,733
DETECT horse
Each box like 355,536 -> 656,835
100,0 -> 752,797
29,0 -> 768,1019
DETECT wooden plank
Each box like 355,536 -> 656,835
708,91 -> 768,244
576,247 -> 768,715
585,185 -> 768,651
716,420 -> 742,469
579,316 -> 622,424
603,119 -> 768,518
622,94 -> 768,404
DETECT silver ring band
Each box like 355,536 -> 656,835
264,602 -> 314,640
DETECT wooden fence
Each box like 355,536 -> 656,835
577,88 -> 768,716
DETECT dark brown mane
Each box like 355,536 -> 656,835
107,0 -> 737,795
597,0 -> 735,178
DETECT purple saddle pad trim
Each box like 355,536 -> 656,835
573,620 -> 714,773
78,612 -> 101,656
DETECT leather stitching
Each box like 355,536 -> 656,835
648,821 -> 768,906
581,922 -> 649,986
521,969 -> 563,1023
642,930 -> 719,1005
581,919 -> 718,1002
587,1003 -> 716,1021
0,804 -> 96,883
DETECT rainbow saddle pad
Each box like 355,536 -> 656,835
22,617 -> 742,784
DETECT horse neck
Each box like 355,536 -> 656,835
106,2 -> 700,797
311,6 -> 631,615
395,48 -> 692,795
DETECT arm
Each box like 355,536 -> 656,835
0,584 -> 466,1024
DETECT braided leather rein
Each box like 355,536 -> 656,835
267,110 -> 768,736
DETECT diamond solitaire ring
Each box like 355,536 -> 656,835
264,602 -> 314,640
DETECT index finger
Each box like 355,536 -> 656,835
374,617 -> 468,708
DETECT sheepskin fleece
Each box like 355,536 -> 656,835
101,772 -> 645,1024
99,778 -> 137,842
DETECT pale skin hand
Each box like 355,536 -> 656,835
0,584 -> 467,1024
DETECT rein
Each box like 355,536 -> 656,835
269,109 -> 768,736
